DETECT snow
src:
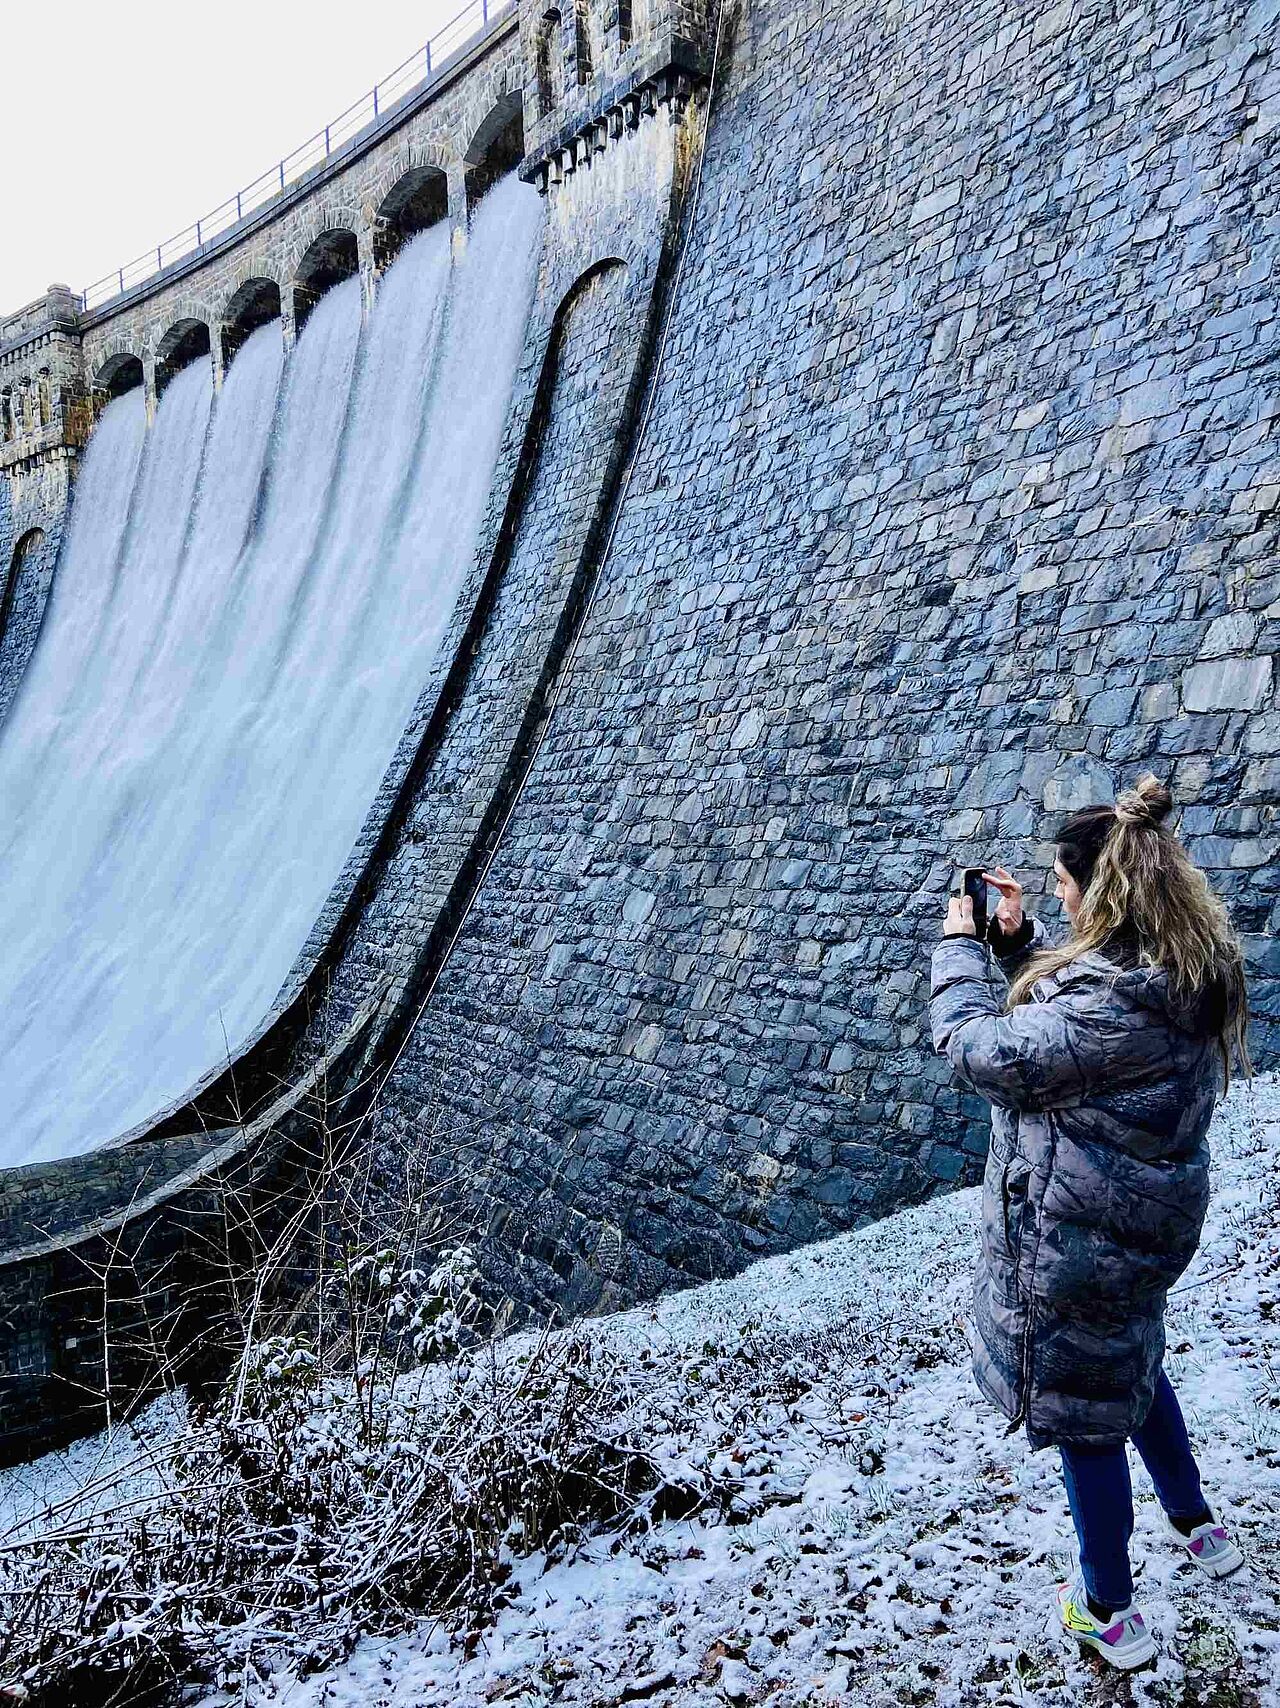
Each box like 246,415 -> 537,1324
0,1390 -> 187,1539
5,1075 -> 1278,1705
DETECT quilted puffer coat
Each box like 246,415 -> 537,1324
930,914 -> 1224,1451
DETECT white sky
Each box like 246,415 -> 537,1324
3,1 -> 471,314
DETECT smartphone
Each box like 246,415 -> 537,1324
960,868 -> 988,939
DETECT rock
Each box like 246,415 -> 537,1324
1200,612 -> 1259,658
1182,656 -> 1273,712
719,1659 -> 758,1702
1042,758 -> 1114,812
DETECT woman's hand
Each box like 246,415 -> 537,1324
943,895 -> 977,937
942,867 -> 1024,940
983,866 -> 1024,936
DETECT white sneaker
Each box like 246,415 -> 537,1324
1165,1510 -> 1245,1579
1056,1573 -> 1156,1670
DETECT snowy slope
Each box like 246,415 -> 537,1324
246,1075 -> 1280,1708
4,1076 -> 1277,1706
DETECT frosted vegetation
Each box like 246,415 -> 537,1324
0,176 -> 544,1169
1,1076 -> 1277,1706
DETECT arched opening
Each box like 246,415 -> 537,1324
94,353 -> 145,403
536,9 -> 564,117
464,94 -> 526,214
293,229 -> 359,335
155,320 -> 211,397
221,277 -> 282,371
374,168 -> 449,273
1,527 -> 45,639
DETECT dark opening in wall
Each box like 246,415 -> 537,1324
374,169 -> 449,273
536,8 -> 564,118
293,229 -> 360,335
464,95 -> 526,213
221,277 -> 283,372
0,389 -> 11,445
574,0 -> 594,82
94,354 -> 145,403
617,0 -> 633,48
155,319 -> 212,398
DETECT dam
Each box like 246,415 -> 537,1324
1,0 -> 1278,1451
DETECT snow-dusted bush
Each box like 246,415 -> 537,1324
0,1102 -> 711,1706
0,1280 -> 705,1704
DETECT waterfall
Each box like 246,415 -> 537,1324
0,174 -> 544,1168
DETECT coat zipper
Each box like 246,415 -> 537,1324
1005,1310 -> 1034,1435
1004,1172 -> 1035,1436
1004,1120 -> 1061,1437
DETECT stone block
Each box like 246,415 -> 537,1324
1200,612 -> 1259,658
1182,656 -> 1273,712
1042,757 -> 1114,812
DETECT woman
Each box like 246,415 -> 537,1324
929,773 -> 1252,1671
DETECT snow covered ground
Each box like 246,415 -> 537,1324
5,1075 -> 1278,1706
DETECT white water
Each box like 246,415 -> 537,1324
0,176 -> 543,1168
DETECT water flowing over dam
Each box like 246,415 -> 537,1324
0,177 -> 543,1169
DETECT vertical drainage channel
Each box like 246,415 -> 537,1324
339,1 -> 732,1152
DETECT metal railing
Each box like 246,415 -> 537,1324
80,0 -> 515,313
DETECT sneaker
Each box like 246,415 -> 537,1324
1056,1573 -> 1156,1670
1165,1510 -> 1245,1579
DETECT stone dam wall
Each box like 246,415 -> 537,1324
1,0 -> 1279,1439
353,0 -> 1280,1314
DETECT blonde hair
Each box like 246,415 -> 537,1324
1007,773 -> 1252,1093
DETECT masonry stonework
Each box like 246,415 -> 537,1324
0,288 -> 89,716
354,0 -> 1280,1315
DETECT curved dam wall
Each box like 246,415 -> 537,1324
0,0 -> 1278,1440
313,0 -> 1280,1316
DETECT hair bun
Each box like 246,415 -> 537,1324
1114,772 -> 1173,829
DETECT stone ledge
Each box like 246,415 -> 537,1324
521,37 -> 710,187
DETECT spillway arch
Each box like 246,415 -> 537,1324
464,92 -> 525,212
370,158 -> 453,276
93,352 -> 145,403
1,529 -> 44,633
290,224 -> 362,335
222,278 -> 284,372
154,319 -> 213,397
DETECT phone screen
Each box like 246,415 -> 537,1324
962,868 -> 987,939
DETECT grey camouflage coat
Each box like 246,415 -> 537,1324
929,915 -> 1222,1451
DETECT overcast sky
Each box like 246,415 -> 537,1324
4,0 -> 470,313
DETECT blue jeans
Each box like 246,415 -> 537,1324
1058,1368 -> 1207,1609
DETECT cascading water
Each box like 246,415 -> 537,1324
0,174 -> 544,1169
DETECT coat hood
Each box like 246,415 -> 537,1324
1069,948 -> 1229,1039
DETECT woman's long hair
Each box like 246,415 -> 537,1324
1006,773 -> 1252,1092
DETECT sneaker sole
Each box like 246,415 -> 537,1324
1192,1547 -> 1246,1580
1069,1627 -> 1157,1671
1165,1522 -> 1246,1579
